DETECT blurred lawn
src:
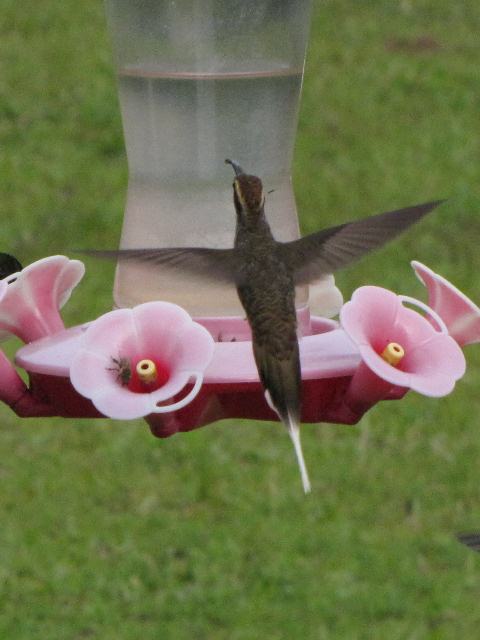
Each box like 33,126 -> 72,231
1,1 -> 480,638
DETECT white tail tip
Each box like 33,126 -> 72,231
287,412 -> 311,494
264,390 -> 312,494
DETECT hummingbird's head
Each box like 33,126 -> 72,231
225,159 -> 265,217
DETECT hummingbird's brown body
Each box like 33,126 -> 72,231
230,168 -> 309,490
84,160 -> 444,492
233,178 -> 300,425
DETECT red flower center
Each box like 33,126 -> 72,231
127,357 -> 170,394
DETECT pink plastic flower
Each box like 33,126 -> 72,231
70,301 -> 215,419
0,279 -> 7,305
412,261 -> 480,347
340,286 -> 466,397
0,255 -> 84,343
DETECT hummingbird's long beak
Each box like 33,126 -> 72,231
225,158 -> 244,176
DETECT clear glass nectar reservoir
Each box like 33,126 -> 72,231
104,0 -> 313,315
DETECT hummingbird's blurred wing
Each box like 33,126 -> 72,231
80,247 -> 239,283
457,532 -> 480,552
280,200 -> 444,286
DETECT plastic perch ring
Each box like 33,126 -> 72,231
381,342 -> 405,367
136,359 -> 157,384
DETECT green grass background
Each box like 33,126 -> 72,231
1,1 -> 480,638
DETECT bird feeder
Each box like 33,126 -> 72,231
1,2 -> 478,489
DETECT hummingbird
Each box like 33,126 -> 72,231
0,253 -> 22,280
83,160 -> 443,493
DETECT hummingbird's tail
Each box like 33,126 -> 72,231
253,338 -> 311,493
264,390 -> 311,494
286,409 -> 311,494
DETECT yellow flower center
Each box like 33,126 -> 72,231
381,342 -> 405,367
136,359 -> 157,384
